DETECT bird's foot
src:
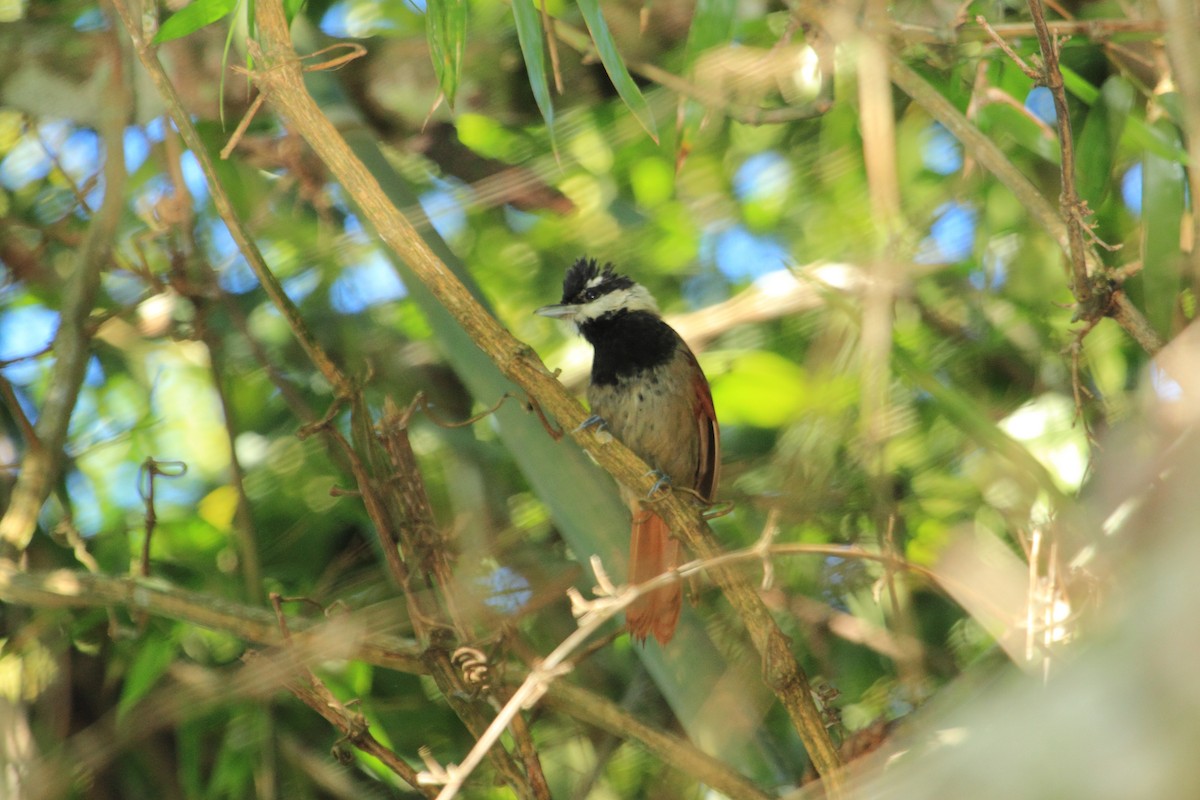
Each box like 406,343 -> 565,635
574,414 -> 609,434
645,469 -> 672,499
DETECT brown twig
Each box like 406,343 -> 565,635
376,397 -> 552,799
1027,0 -> 1092,306
891,17 -> 1167,44
220,92 -> 266,159
414,390 -> 515,429
136,457 -> 188,578
538,0 -> 564,94
160,117 -> 264,601
268,593 -> 435,796
975,15 -> 1040,79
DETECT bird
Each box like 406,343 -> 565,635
536,258 -> 720,645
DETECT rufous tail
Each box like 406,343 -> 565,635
626,509 -> 681,645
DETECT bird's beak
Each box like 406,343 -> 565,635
535,303 -> 578,320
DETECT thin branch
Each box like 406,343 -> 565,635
268,594 -> 434,796
542,682 -> 774,800
0,27 -> 128,557
891,17 -> 1167,44
1028,0 -> 1091,305
243,0 -> 845,786
975,15 -> 1040,80
266,651 -> 434,797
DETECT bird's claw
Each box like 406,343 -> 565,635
574,414 -> 609,434
645,469 -> 672,499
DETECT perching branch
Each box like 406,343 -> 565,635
242,0 -> 844,788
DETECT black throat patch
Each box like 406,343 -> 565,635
580,310 -> 679,386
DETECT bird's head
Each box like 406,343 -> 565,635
535,258 -> 659,327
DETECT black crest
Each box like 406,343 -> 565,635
561,257 -> 634,304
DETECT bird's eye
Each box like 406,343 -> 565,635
582,288 -> 600,302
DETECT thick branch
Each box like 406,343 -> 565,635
245,0 -> 843,786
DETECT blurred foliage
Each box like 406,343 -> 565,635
0,0 -> 1195,797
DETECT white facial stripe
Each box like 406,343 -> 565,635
574,284 -> 659,322
584,274 -> 605,289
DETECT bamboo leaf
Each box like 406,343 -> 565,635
512,0 -> 558,151
117,636 -> 176,722
426,0 -> 467,109
678,0 -> 735,162
1140,119 -> 1187,337
1061,65 -> 1189,164
1076,76 -> 1133,208
576,0 -> 659,142
153,0 -> 238,43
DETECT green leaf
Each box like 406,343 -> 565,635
710,351 -> 809,427
1140,119 -> 1187,337
153,0 -> 239,44
117,635 -> 176,722
1062,65 -> 1189,164
976,103 -> 1060,165
678,0 -> 735,159
283,0 -> 305,22
1076,76 -> 1134,208
1059,65 -> 1100,105
577,0 -> 659,142
512,0 -> 557,151
426,0 -> 467,109
684,0 -> 735,60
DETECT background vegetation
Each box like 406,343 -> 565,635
1,0 -> 1198,797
